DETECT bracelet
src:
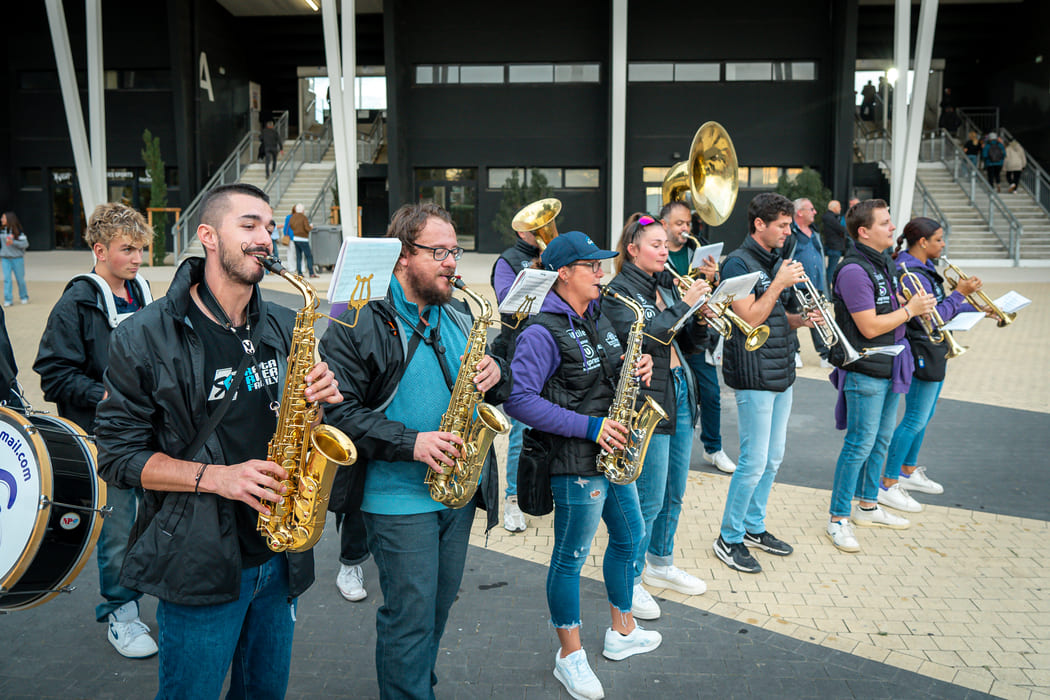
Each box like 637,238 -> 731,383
194,463 -> 209,496
903,306 -> 912,319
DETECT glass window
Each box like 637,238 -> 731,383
645,186 -> 663,215
725,62 -> 772,81
20,168 -> 43,189
356,76 -> 386,109
674,63 -> 720,82
737,166 -> 750,188
642,166 -> 669,183
753,167 -> 780,187
628,63 -> 674,82
564,168 -> 600,188
554,64 -> 600,83
120,70 -> 170,89
509,64 -> 554,83
442,66 -> 460,83
415,66 -> 433,84
416,168 -> 477,182
528,168 -> 562,188
105,70 -> 119,90
488,168 -> 524,189
772,62 -> 816,81
459,65 -> 504,84
783,167 -> 803,182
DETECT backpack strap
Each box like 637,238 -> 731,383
72,273 -> 153,328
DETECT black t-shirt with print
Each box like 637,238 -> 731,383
188,300 -> 281,569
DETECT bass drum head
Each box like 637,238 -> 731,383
0,410 -> 105,611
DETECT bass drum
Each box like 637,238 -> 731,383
0,406 -> 106,611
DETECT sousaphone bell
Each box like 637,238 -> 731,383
512,197 -> 561,251
662,121 -> 739,227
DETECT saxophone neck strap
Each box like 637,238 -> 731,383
398,307 -> 456,392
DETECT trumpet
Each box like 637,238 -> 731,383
899,263 -> 967,359
940,255 -> 1015,327
663,263 -> 769,351
792,275 -> 862,365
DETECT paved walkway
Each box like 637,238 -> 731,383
1,250 -> 1047,698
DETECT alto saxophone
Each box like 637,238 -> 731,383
426,277 -> 511,508
255,254 -> 357,552
597,287 -> 669,485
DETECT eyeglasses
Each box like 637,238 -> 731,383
410,242 -> 464,261
570,260 -> 603,272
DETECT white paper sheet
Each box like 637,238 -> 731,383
498,268 -> 558,316
327,238 -> 402,303
992,291 -> 1031,314
940,311 -> 985,332
690,242 -> 724,270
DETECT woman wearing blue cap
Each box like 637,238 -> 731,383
504,230 -> 658,700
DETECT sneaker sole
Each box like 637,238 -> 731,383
711,541 -> 761,574
826,531 -> 861,553
553,667 -> 604,700
630,605 -> 661,621
338,588 -> 367,602
108,631 -> 158,659
742,537 -> 793,556
898,481 -> 943,495
641,571 -> 706,595
852,516 -> 911,530
876,494 -> 923,513
602,637 -> 662,661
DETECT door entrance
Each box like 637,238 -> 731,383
415,168 -> 477,251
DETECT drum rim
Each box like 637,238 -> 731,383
0,410 -> 105,611
0,406 -> 54,594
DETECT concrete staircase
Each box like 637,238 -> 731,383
996,185 -> 1050,259
910,163 -> 1010,260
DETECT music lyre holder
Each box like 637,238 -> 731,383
321,274 -> 373,330
500,295 -> 537,330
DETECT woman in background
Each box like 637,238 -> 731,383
0,211 -> 30,306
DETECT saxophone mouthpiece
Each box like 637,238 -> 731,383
255,254 -> 285,274
451,275 -> 466,290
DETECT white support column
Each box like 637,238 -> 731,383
341,0 -> 358,238
44,0 -> 100,214
896,0 -> 939,225
609,0 -> 628,251
86,0 -> 106,209
321,0 -> 353,238
890,0 -> 909,212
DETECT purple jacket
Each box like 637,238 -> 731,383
895,251 -> 975,321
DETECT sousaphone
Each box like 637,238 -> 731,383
661,121 -> 739,226
511,197 -> 561,251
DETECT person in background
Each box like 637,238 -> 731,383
821,200 -> 848,287
1,211 -> 30,307
289,203 -> 319,278
784,198 -> 829,368
260,120 -> 282,178
963,131 -> 982,168
1003,137 -> 1027,194
982,133 -> 1006,192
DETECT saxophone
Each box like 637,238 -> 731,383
255,254 -> 358,552
425,277 -> 512,508
596,287 -> 669,485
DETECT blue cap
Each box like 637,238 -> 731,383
540,231 -> 618,271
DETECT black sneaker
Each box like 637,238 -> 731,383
712,536 -> 761,573
744,531 -> 794,556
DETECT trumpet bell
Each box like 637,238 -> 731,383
744,324 -> 770,352
512,198 -> 561,251
662,122 -> 739,227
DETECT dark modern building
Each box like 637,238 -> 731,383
2,0 -> 1048,253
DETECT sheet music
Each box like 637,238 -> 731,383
940,311 -> 984,332
670,271 -> 761,334
993,291 -> 1031,314
327,238 -> 402,303
690,242 -> 724,270
498,269 -> 558,316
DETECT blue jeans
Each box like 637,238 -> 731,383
364,505 -> 476,700
294,241 -> 314,276
829,373 -> 901,517
95,485 -> 143,621
634,367 -> 692,579
336,509 -> 369,566
720,386 -> 793,543
505,417 -> 525,498
685,352 -> 721,453
156,555 -> 295,700
548,475 -> 643,628
2,257 -> 28,304
825,250 -> 843,288
883,377 -> 943,481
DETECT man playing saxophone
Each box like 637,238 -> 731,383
319,202 -> 511,700
95,183 -> 343,699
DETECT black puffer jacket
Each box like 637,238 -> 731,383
95,258 -> 314,605
34,275 -> 150,432
603,262 -> 702,434
319,291 -> 512,533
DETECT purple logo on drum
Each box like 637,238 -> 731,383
0,468 -> 15,509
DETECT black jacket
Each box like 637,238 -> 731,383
0,306 -> 19,406
821,211 -> 848,253
830,244 -> 897,377
319,290 -> 512,532
604,262 -> 701,433
34,275 -> 150,432
95,257 -> 314,606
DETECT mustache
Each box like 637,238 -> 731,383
240,243 -> 271,256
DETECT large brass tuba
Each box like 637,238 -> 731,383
596,287 -> 669,485
512,198 -> 561,251
662,121 -> 739,227
426,277 -> 512,508
255,255 -> 358,553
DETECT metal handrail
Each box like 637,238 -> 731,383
263,118 -> 332,216
308,167 -> 338,224
998,126 -> 1050,216
932,129 -> 1022,263
956,106 -> 1000,136
912,176 -> 951,239
173,111 -> 289,260
358,112 -> 385,164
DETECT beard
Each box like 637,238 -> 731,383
404,263 -> 453,307
217,235 -> 266,286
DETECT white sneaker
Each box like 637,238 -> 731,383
336,563 -> 367,601
826,519 -> 860,552
603,624 -> 662,661
794,352 -> 803,368
642,564 -> 706,595
877,483 -> 923,513
107,601 -> 158,659
820,358 -> 833,369
703,450 -> 736,474
503,496 -> 527,532
899,466 -> 943,495
853,505 -> 911,530
630,583 -> 661,620
553,649 -> 604,700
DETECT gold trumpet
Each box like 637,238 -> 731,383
512,198 -> 561,252
940,255 -> 1016,327
899,263 -> 967,359
663,263 -> 768,351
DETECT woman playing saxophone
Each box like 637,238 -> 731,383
504,231 -> 657,700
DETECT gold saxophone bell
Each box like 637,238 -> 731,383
661,121 -> 740,227
512,198 -> 561,251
